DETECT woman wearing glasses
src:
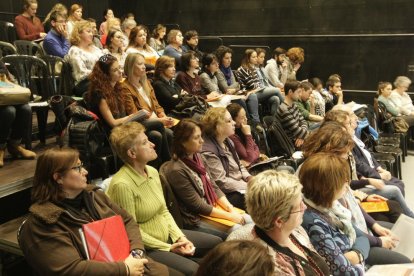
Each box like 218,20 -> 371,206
229,170 -> 330,276
19,147 -> 172,276
103,30 -> 127,70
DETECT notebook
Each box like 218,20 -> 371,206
79,215 -> 130,262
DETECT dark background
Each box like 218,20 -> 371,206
1,0 -> 414,93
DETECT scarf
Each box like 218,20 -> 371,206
304,197 -> 356,245
220,65 -> 232,86
181,154 -> 218,205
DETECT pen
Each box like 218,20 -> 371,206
131,249 -> 150,271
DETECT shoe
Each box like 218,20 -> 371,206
7,144 -> 36,159
0,149 -> 4,167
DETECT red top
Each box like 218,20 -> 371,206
229,132 -> 260,163
15,14 -> 44,41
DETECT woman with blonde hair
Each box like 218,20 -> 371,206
201,107 -> 251,209
163,29 -> 184,70
229,170 -> 330,276
119,52 -> 173,165
66,4 -> 83,36
66,20 -> 103,96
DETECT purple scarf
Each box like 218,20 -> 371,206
181,154 -> 218,205
220,65 -> 233,86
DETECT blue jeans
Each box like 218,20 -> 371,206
256,87 -> 283,116
359,185 -> 414,218
0,104 -> 32,149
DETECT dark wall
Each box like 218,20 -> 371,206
1,0 -> 414,91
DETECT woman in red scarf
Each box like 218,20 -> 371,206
163,119 -> 250,240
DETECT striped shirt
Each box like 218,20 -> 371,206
277,101 -> 308,142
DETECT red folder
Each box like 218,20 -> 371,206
80,215 -> 130,262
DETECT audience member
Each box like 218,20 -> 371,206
236,49 -> 282,116
264,47 -> 288,89
15,0 -> 46,41
230,170 -> 330,275
152,56 -> 186,114
195,240 -> 275,276
103,30 -> 127,69
19,147 -> 170,276
108,122 -> 222,276
295,81 -> 323,128
66,20 -> 103,96
309,77 -> 327,117
300,153 -> 369,275
121,18 -> 137,47
286,47 -> 304,80
66,4 -> 83,36
43,11 -> 70,58
126,25 -> 159,66
378,81 -> 414,127
99,8 -> 114,35
0,62 -> 36,167
163,29 -> 184,71
182,30 -> 203,60
87,18 -> 103,49
390,76 -> 414,116
175,51 -> 204,96
201,107 -> 251,209
325,77 -> 344,112
119,53 -> 173,165
277,80 -> 308,148
42,3 -> 67,32
214,46 -> 240,94
164,119 -> 250,239
100,17 -> 121,47
149,24 -> 167,55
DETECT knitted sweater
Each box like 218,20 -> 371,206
107,164 -> 184,251
15,14 -> 44,40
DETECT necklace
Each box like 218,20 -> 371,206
289,235 -> 324,276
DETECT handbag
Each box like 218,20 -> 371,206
0,81 -> 31,105
171,94 -> 209,118
392,117 -> 409,133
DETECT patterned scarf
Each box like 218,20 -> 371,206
181,154 -> 218,205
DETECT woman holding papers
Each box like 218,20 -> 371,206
19,147 -> 171,276
107,122 -> 222,276
201,107 -> 251,210
163,119 -> 251,240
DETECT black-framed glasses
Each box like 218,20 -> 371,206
71,163 -> 84,173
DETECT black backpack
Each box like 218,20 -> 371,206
263,116 -> 295,158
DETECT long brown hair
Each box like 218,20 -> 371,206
31,148 -> 79,203
240,49 -> 256,70
172,119 -> 203,159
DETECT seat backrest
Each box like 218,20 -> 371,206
159,162 -> 184,228
40,55 -> 65,95
375,98 -> 395,133
14,40 -> 44,56
0,41 -> 17,58
0,21 -> 16,43
2,54 -> 53,99
263,115 -> 295,157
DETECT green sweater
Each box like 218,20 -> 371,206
107,164 -> 184,251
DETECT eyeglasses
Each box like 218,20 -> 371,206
71,163 -> 84,173
290,199 -> 306,215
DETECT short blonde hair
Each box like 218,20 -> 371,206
70,20 -> 92,46
246,170 -> 302,231
201,107 -> 227,137
167,29 -> 181,44
110,122 -> 146,164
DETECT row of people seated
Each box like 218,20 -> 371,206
21,118 -> 410,275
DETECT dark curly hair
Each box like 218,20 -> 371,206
87,54 -> 124,115
214,45 -> 233,66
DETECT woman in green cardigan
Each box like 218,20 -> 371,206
106,122 -> 222,276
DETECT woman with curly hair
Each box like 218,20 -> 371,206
286,47 -> 305,81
